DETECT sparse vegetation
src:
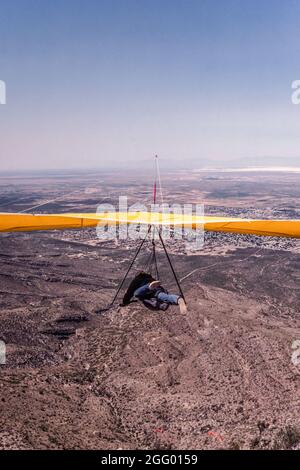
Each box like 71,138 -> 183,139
273,426 -> 300,450
1,171 -> 300,449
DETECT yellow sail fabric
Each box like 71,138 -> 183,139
1,211 -> 300,238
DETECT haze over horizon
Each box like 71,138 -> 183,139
1,0 -> 300,171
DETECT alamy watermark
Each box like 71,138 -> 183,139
291,340 -> 300,366
0,80 -> 6,104
291,80 -> 300,104
95,197 -> 205,251
0,340 -> 6,364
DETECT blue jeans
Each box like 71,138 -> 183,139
134,284 -> 179,305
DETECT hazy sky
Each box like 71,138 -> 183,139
1,0 -> 300,171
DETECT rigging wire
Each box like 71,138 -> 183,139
155,154 -> 164,207
101,155 -> 185,309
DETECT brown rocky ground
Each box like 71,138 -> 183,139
0,232 -> 300,450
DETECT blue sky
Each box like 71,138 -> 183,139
1,0 -> 300,170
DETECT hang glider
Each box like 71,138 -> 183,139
1,211 -> 300,238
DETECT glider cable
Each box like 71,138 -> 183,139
102,225 -> 152,311
98,155 -> 186,311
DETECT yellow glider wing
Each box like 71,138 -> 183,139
0,211 -> 300,238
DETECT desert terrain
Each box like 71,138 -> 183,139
0,169 -> 300,450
